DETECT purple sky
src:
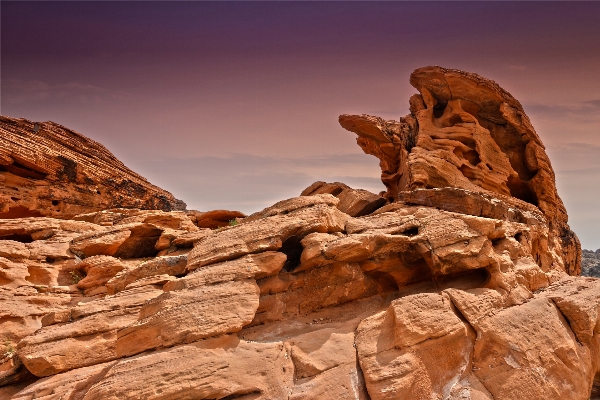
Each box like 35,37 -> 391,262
2,1 -> 600,249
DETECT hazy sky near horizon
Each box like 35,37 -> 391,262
2,1 -> 600,249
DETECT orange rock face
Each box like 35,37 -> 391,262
1,67 -> 598,400
187,210 -> 247,229
340,66 -> 580,276
301,181 -> 386,217
0,116 -> 186,219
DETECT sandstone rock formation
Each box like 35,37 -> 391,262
340,66 -> 580,276
583,249 -> 600,277
187,209 -> 247,229
1,67 -> 598,400
300,181 -> 386,217
0,116 -> 186,219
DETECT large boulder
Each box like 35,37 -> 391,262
301,181 -> 385,217
188,209 -> 247,229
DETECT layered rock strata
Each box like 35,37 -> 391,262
0,116 -> 186,219
2,190 -> 598,399
1,67 -> 598,400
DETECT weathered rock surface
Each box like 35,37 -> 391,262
106,254 -> 188,294
164,251 -> 286,291
187,209 -> 247,229
85,336 -> 295,400
356,295 -> 479,399
472,297 -> 594,399
0,116 -> 186,218
301,181 -> 386,217
583,248 -> 600,277
116,280 -> 259,357
340,66 -> 580,276
170,228 -> 212,248
188,194 -> 348,270
75,256 -> 126,294
2,67 -> 598,400
69,223 -> 163,259
18,307 -> 141,377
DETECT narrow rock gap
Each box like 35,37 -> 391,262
219,390 -> 262,400
548,297 -> 582,346
279,235 -> 303,272
446,295 -> 475,333
433,101 -> 447,119
423,238 -> 440,293
0,233 -> 34,243
353,338 -> 373,400
590,371 -> 600,400
0,357 -> 37,388
445,295 -> 498,400
71,361 -> 118,400
0,162 -> 48,180
390,226 -> 419,237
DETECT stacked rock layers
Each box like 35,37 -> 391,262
0,116 -> 186,219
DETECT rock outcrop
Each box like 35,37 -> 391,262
0,116 -> 186,219
300,181 -> 386,217
340,66 -> 580,276
1,67 -> 598,400
583,249 -> 600,277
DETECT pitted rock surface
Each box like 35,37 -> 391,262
340,66 -> 580,276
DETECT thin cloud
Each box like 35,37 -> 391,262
129,153 -> 384,213
547,142 -> 600,172
582,99 -> 600,107
4,79 -> 120,105
5,79 -> 51,103
525,101 -> 600,118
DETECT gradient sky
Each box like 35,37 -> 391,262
2,1 -> 600,249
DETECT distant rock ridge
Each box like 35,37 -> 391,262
1,67 -> 599,400
0,116 -> 186,219
582,249 -> 600,277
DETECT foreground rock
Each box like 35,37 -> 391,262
116,280 -> 260,357
1,66 -> 598,400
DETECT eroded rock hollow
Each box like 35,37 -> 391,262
1,67 -> 598,400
